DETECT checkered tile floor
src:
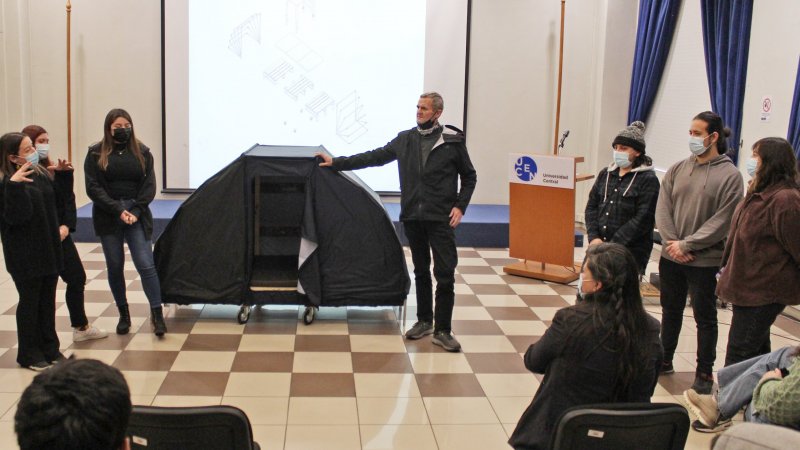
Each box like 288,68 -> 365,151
0,243 -> 799,449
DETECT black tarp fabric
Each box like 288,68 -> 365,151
154,145 -> 409,308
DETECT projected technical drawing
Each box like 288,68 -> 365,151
305,92 -> 335,118
264,61 -> 294,84
276,34 -> 324,72
336,91 -> 368,144
228,13 -> 262,58
284,75 -> 314,101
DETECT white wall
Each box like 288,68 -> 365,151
2,0 -> 798,218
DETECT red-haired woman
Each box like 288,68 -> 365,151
21,125 -> 107,343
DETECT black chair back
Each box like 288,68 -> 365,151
550,402 -> 689,450
127,405 -> 260,450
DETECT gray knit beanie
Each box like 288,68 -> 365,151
612,121 -> 646,153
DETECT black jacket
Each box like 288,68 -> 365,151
508,302 -> 663,450
585,163 -> 660,271
84,143 -> 156,239
54,170 -> 77,232
331,125 -> 477,222
0,171 -> 65,279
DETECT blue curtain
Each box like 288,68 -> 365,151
627,0 -> 682,124
788,56 -> 800,165
700,0 -> 754,165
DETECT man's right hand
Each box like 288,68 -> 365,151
315,152 -> 333,167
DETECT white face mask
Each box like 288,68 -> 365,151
613,150 -> 632,168
689,135 -> 711,156
746,158 -> 758,177
36,143 -> 50,160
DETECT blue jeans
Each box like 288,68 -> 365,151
717,346 -> 795,423
100,222 -> 162,309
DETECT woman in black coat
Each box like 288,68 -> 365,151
509,243 -> 663,450
0,132 -> 70,370
84,108 -> 166,337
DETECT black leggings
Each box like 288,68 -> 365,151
61,236 -> 88,328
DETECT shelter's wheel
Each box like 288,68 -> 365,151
303,306 -> 316,325
237,305 -> 251,324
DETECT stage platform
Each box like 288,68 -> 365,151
74,200 -> 583,248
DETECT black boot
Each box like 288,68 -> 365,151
151,306 -> 167,337
116,305 -> 131,335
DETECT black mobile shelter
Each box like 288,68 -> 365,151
154,145 -> 410,323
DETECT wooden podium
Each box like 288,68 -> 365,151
503,154 -> 592,284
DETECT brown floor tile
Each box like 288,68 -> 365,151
457,266 -> 497,275
346,308 -> 397,321
415,373 -> 485,397
466,353 -> 527,373
0,349 -> 20,368
151,318 -> 198,334
454,274 -> 467,284
0,331 -> 18,347
468,284 -> 517,295
548,284 -> 578,295
499,274 -> 545,285
457,250 -> 481,258
113,350 -> 179,371
92,270 -> 139,281
56,316 -> 76,332
454,294 -> 482,307
244,320 -> 298,335
485,258 -> 520,267
451,320 -> 504,336
657,372 -> 696,395
158,371 -> 229,396
127,280 -> 143,291
290,373 -> 356,396
519,295 -> 570,307
101,303 -> 152,318
352,352 -> 414,373
82,260 -> 108,270
83,290 -> 115,302
230,352 -> 294,372
404,338 -> 450,353
485,307 -> 540,321
250,307 -> 301,320
507,336 -> 540,353
89,246 -> 105,254
294,335 -> 351,352
170,307 -> 203,319
348,321 -> 402,335
70,333 -> 133,350
775,316 -> 800,337
182,334 -> 243,351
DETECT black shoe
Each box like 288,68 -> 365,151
691,418 -> 732,433
49,353 -> 67,365
117,304 -> 131,335
405,321 -> 433,340
432,331 -> 461,352
659,361 -> 675,375
24,361 -> 52,372
691,372 -> 714,395
151,307 -> 167,337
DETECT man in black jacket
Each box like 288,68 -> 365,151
318,92 -> 477,351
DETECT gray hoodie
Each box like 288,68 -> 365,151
655,154 -> 744,267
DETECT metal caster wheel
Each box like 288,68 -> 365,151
237,305 -> 251,324
303,306 -> 316,325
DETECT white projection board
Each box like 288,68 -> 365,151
163,0 -> 469,192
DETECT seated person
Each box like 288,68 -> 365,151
508,243 -> 663,450
684,345 -> 800,433
15,358 -> 132,450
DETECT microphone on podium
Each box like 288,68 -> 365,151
558,130 -> 570,150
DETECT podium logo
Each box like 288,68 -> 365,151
514,156 -> 537,182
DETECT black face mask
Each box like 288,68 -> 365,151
113,127 -> 132,144
417,118 -> 436,130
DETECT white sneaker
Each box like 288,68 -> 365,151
73,325 -> 109,342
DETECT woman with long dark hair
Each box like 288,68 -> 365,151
0,132 -> 69,370
21,125 -> 107,343
84,109 -> 166,336
508,243 -> 663,450
717,137 -> 800,366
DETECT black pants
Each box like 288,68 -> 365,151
403,220 -> 457,333
725,303 -> 785,367
13,274 -> 61,366
61,236 -> 88,328
659,257 -> 718,375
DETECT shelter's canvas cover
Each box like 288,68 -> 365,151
154,145 -> 409,307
